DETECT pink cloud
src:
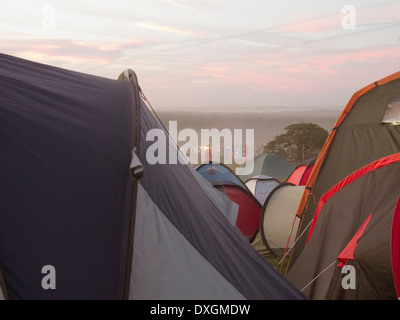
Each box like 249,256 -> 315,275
311,46 -> 400,69
136,19 -> 206,37
15,51 -> 109,65
357,1 -> 400,23
195,64 -> 297,92
278,14 -> 341,33
277,2 -> 400,35
195,66 -> 231,79
194,44 -> 400,97
160,0 -> 195,10
2,37 -> 149,67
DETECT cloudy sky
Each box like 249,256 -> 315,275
1,0 -> 400,111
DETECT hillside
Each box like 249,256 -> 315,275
156,109 -> 341,157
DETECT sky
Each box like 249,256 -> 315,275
1,0 -> 400,111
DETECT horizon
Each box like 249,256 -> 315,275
2,0 -> 399,112
155,104 -> 344,113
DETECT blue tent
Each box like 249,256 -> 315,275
0,53 -> 305,300
196,163 -> 247,190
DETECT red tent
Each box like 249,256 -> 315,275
391,195 -> 400,299
287,153 -> 400,299
286,157 -> 316,186
212,180 -> 262,240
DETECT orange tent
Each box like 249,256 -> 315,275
286,70 -> 400,273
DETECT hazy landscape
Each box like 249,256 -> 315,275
157,108 -> 342,157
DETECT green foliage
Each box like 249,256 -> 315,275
264,123 -> 328,164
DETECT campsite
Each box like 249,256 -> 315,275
1,52 -> 400,301
1,1 -> 400,302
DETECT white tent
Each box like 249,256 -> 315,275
252,184 -> 305,258
245,175 -> 280,205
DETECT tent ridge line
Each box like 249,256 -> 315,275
295,71 -> 400,220
118,69 -> 142,300
306,152 -> 400,243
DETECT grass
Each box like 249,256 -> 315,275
267,255 -> 290,274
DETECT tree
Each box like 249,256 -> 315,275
264,123 -> 328,164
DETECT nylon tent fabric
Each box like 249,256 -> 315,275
189,167 -> 239,226
257,184 -> 305,258
211,180 -> 262,240
249,231 -> 277,261
237,154 -> 295,183
196,162 -> 247,190
0,280 -> 4,300
286,157 -> 316,186
289,71 -> 400,268
0,53 -> 135,300
245,175 -> 280,205
0,54 -> 307,300
0,270 -> 5,300
131,182 -> 245,299
391,195 -> 400,299
286,153 -> 400,300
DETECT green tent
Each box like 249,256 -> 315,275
237,154 -> 295,182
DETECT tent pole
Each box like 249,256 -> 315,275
118,69 -> 142,300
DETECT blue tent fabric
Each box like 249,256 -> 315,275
196,163 -> 247,189
0,53 -> 134,299
245,175 -> 280,205
0,53 -> 306,300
